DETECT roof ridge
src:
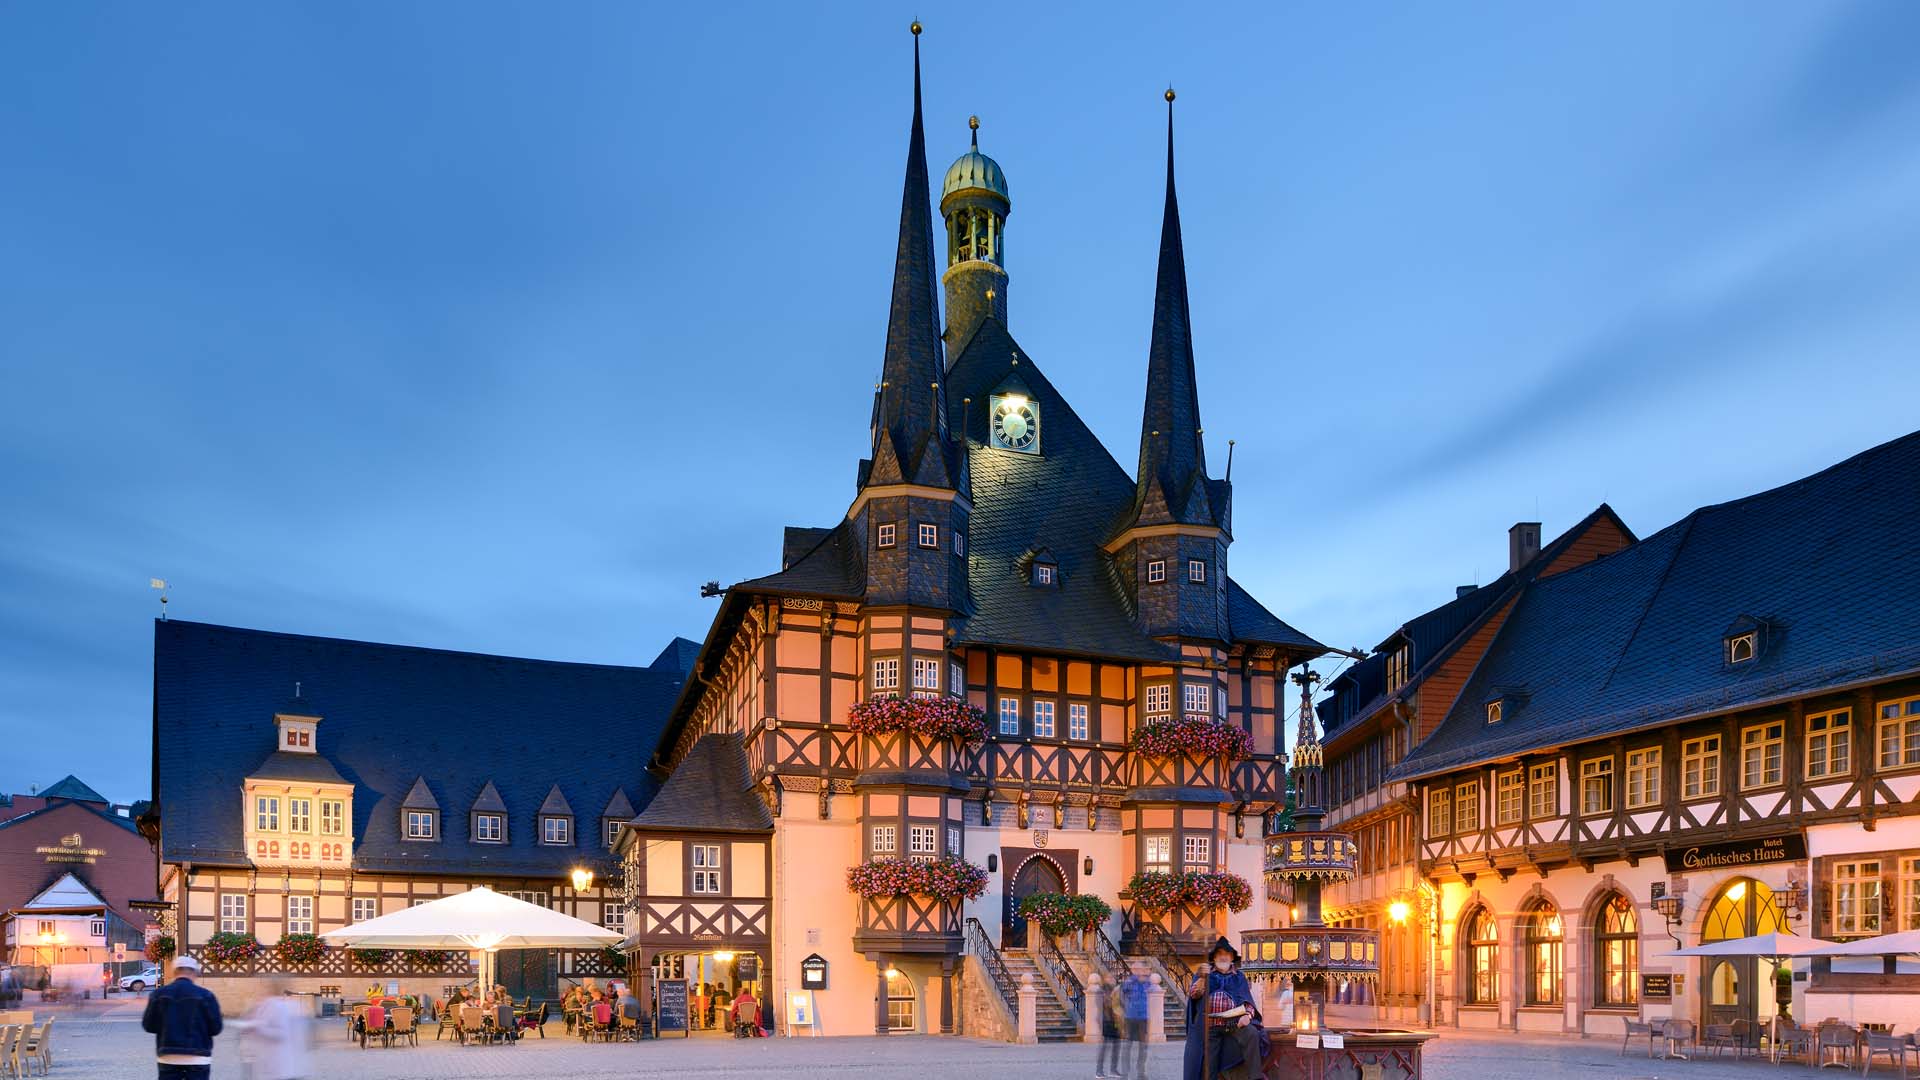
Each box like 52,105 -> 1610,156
158,619 -> 668,676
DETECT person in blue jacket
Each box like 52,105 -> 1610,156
1183,937 -> 1268,1080
141,954 -> 224,1080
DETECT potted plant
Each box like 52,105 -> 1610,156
144,936 -> 176,964
847,696 -> 989,744
1131,716 -> 1255,760
1017,893 -> 1114,950
202,931 -> 262,967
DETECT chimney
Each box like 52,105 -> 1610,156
1509,522 -> 1542,573
1456,585 -> 1477,599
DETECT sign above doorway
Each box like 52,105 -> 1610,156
1664,833 -> 1805,874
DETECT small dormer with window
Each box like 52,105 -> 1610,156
470,780 -> 507,844
244,698 -> 353,868
1723,615 -> 1771,669
1483,686 -> 1528,727
538,785 -> 575,847
400,777 -> 439,842
1016,546 -> 1060,588
601,789 -> 635,850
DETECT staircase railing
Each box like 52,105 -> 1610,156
1036,937 -> 1085,1025
964,917 -> 1019,1014
1093,926 -> 1128,986
1132,923 -> 1193,985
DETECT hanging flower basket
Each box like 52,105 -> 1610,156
203,931 -> 262,965
1131,717 -> 1254,760
402,949 -> 456,967
847,695 -> 988,744
600,945 -> 627,968
144,936 -> 176,963
1127,870 -> 1254,914
350,948 -> 391,967
847,855 -> 990,904
1017,893 -> 1114,937
273,933 -> 324,967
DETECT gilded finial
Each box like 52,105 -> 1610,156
1165,86 -> 1176,103
969,114 -> 979,149
911,20 -> 922,35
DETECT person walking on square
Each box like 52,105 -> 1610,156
141,954 -> 224,1080
233,977 -> 312,1080
1119,959 -> 1154,1079
1183,938 -> 1266,1080
1094,967 -> 1127,1078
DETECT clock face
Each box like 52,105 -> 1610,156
990,394 -> 1039,453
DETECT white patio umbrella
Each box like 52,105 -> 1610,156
1802,929 -> 1920,957
1660,932 -> 1833,1051
321,886 -> 620,995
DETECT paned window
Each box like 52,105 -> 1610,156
542,816 -> 571,845
1188,559 -> 1206,583
1522,903 -> 1564,1005
1742,721 -> 1784,788
872,658 -> 900,692
1528,763 -> 1558,819
605,819 -> 622,848
918,523 -> 938,549
475,813 -> 503,842
872,825 -> 897,855
691,844 -> 723,893
1878,695 -> 1920,769
1428,786 -> 1452,838
909,824 -> 937,862
287,895 -> 314,935
1594,892 -> 1639,1007
1834,860 -> 1883,936
1034,564 -> 1055,586
1183,834 -> 1211,870
1463,907 -> 1498,1005
405,811 -> 435,840
320,800 -> 344,835
1182,683 -> 1210,717
950,661 -> 965,699
351,897 -> 377,923
1032,701 -> 1055,738
1496,771 -> 1523,825
1682,736 -> 1721,798
1147,560 -> 1166,583
603,904 -> 624,933
954,532 -> 966,557
219,894 -> 247,933
288,799 -> 311,833
1487,700 -> 1503,725
946,826 -> 962,855
1581,758 -> 1614,815
1454,781 -> 1480,833
1386,646 -> 1410,693
1902,857 -> 1920,932
1144,684 -> 1171,717
1068,703 -> 1089,741
998,697 -> 1020,736
1806,709 -> 1852,779
1626,748 -> 1661,808
912,657 -> 940,697
255,796 -> 280,832
1144,834 -> 1172,872
877,523 -> 896,548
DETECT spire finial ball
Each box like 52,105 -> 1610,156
969,115 -> 980,131
1165,87 -> 1176,103
911,20 -> 922,35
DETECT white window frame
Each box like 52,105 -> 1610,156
1742,721 -> 1784,789
1183,834 -> 1211,870
1144,684 -> 1171,718
351,897 -> 378,923
255,796 -> 280,832
1682,735 -> 1721,798
1032,700 -> 1055,738
1068,702 -> 1090,741
691,843 -> 722,894
1902,856 -> 1920,932
1495,770 -> 1523,825
918,522 -> 938,549
1034,563 -> 1055,586
872,657 -> 900,692
1528,763 -> 1558,820
908,824 -> 938,862
912,657 -> 940,697
1187,559 -> 1206,583
475,813 -> 504,843
1834,860 -> 1883,936
287,798 -> 311,834
286,895 -> 314,935
219,893 -> 248,933
1626,747 -> 1661,809
1146,560 -> 1166,584
405,810 -> 435,840
1144,834 -> 1172,872
1806,708 -> 1852,780
949,661 -> 965,699
877,522 -> 896,548
320,800 -> 344,835
998,697 -> 1020,736
1878,695 -> 1920,770
541,816 -> 572,845
1428,786 -> 1452,837
1455,780 -> 1480,833
605,819 -> 622,848
954,532 -> 966,557
1580,758 -> 1614,815
946,825 -> 962,855
1182,682 -> 1210,718
872,825 -> 897,855
603,904 -> 625,933
1727,632 -> 1756,664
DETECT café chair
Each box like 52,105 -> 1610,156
1819,1023 -> 1860,1070
389,1007 -> 417,1047
1622,1018 -> 1659,1058
1662,1019 -> 1697,1060
21,1018 -> 52,1075
1861,1030 -> 1909,1078
518,1001 -> 549,1038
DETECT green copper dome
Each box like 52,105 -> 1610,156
942,148 -> 1008,203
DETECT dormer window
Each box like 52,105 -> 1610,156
1487,700 -> 1503,725
474,813 -> 504,843
541,815 -> 572,845
1033,564 -> 1055,587
1727,632 -> 1757,665
405,810 -> 436,840
604,818 -> 623,848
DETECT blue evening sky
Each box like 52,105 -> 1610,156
5,3 -> 1920,802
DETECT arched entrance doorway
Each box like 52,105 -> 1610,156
1004,855 -> 1066,950
1699,877 -> 1786,1028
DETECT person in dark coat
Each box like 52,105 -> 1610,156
1183,937 -> 1267,1080
141,954 -> 224,1080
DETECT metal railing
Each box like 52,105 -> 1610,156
1036,938 -> 1085,1025
963,917 -> 1019,1014
1132,923 -> 1193,985
1093,926 -> 1128,986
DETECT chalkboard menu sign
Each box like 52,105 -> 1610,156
736,954 -> 760,982
655,978 -> 690,1036
800,953 -> 829,990
1642,973 -> 1673,1001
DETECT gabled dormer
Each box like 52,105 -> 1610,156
601,789 -> 635,849
470,780 -> 507,844
400,777 -> 439,842
538,784 -> 575,847
1015,545 -> 1060,588
244,695 -> 353,867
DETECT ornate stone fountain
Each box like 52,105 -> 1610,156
1240,669 -> 1435,1080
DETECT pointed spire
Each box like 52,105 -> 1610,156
867,21 -> 956,490
1126,87 -> 1215,530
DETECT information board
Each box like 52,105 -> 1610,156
655,978 -> 690,1036
786,990 -> 819,1036
1641,973 -> 1673,1001
800,953 -> 828,990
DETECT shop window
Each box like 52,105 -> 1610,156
1527,763 -> 1558,819
1833,860 -> 1883,936
1580,758 -> 1614,815
1594,892 -> 1638,1007
1806,709 -> 1852,779
1462,906 -> 1498,1005
1682,736 -> 1721,798
1877,695 -> 1920,769
1495,771 -> 1523,825
1742,722 -> 1784,788
1522,902 -> 1563,1005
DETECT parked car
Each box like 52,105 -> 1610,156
118,965 -> 162,993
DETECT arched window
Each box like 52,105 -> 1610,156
885,969 -> 917,1032
1522,901 -> 1563,1006
1462,906 -> 1498,1005
1594,892 -> 1639,1007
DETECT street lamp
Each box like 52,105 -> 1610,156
570,867 -> 595,892
1388,900 -> 1412,926
38,930 -> 67,974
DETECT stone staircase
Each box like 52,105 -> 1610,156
999,950 -> 1081,1042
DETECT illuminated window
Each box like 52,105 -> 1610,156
1594,892 -> 1639,1007
1727,632 -> 1756,665
1626,748 -> 1661,809
1683,736 -> 1721,798
1032,701 -> 1055,738
1068,703 -> 1089,741
1454,781 -> 1480,833
1742,722 -> 1784,788
1386,647 -> 1410,693
1033,564 -> 1055,586
1144,834 -> 1172,872
872,658 -> 900,692
1486,700 -> 1503,725
912,657 -> 940,698
1834,860 -> 1883,936
1877,695 -> 1920,769
1581,758 -> 1614,815
998,697 -> 1020,736
1144,684 -> 1171,717
1806,709 -> 1852,779
1528,763 -> 1558,819
1496,771 -> 1523,825
1428,786 -> 1452,838
1522,902 -> 1563,1005
1462,906 -> 1497,1005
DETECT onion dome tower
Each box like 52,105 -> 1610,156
1240,669 -> 1381,1028
940,115 -> 1010,352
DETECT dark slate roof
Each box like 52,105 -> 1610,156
400,777 -> 439,810
470,781 -> 507,815
537,785 -> 573,818
647,637 -> 703,676
628,733 -> 772,833
1394,431 -> 1920,780
736,520 -> 864,600
249,751 -> 348,785
1322,504 -> 1632,738
0,798 -> 139,836
155,620 -> 685,875
1226,578 -> 1325,654
601,789 -> 635,821
38,775 -> 108,804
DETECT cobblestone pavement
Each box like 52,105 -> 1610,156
41,1003 -> 1875,1080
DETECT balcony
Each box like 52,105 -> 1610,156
1265,832 -> 1359,883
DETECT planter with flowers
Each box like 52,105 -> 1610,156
349,948 -> 392,970
849,695 -> 987,781
144,935 -> 176,964
1129,715 -> 1254,793
1125,870 -> 1255,948
273,932 -> 325,969
848,855 -> 988,948
1017,892 -> 1114,951
201,931 -> 262,973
